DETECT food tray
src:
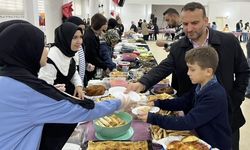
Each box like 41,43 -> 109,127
82,140 -> 153,150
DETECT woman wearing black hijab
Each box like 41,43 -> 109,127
66,16 -> 95,87
39,22 -> 84,98
0,21 -> 127,150
38,22 -> 84,149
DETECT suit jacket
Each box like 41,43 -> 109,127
139,28 -> 250,131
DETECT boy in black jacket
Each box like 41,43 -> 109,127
137,46 -> 232,149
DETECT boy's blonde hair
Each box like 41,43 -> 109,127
185,46 -> 219,73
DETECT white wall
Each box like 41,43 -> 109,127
208,2 -> 250,31
120,3 -> 152,31
152,5 -> 183,28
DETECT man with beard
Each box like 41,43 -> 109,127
156,8 -> 184,51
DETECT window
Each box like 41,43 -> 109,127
0,0 -> 24,15
38,0 -> 44,13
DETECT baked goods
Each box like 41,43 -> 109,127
154,87 -> 174,94
95,114 -> 126,128
148,93 -> 173,101
150,125 -> 193,140
137,106 -> 151,113
96,95 -> 115,102
167,139 -> 209,150
181,135 -> 199,142
87,141 -> 149,150
167,141 -> 187,150
85,85 -> 106,96
109,71 -> 128,78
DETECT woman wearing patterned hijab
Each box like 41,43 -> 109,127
100,29 -> 120,71
0,21 -> 127,150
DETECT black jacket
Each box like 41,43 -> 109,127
83,27 -> 107,79
139,28 -> 250,132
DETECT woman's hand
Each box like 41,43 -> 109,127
54,84 -> 66,92
87,63 -> 95,72
74,86 -> 84,99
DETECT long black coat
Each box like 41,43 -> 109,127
139,28 -> 250,132
83,27 -> 107,80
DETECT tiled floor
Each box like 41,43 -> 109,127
147,39 -> 250,150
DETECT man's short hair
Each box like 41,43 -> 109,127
91,13 -> 107,30
181,2 -> 206,18
163,8 -> 179,16
185,46 -> 219,73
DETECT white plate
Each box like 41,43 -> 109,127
156,136 -> 211,150
108,86 -> 141,102
62,143 -> 81,150
132,106 -> 160,115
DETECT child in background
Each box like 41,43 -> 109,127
137,46 -> 232,149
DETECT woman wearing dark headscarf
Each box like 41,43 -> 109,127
107,18 -> 118,30
0,20 -> 29,32
38,22 -> 85,149
66,16 -> 95,87
39,22 -> 84,98
100,29 -> 120,71
0,21 -> 130,150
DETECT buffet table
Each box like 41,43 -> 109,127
64,39 -> 211,150
81,120 -> 163,150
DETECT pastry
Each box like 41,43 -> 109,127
85,85 -> 106,96
167,140 -> 209,150
181,135 -> 199,142
87,141 -> 149,150
167,141 -> 185,150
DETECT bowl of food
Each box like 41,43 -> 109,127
94,112 -> 133,138
109,71 -> 128,79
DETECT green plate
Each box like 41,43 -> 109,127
95,127 -> 134,140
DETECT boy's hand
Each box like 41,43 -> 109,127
137,111 -> 148,122
147,101 -> 154,107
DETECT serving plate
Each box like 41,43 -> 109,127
109,86 -> 141,102
132,106 -> 160,115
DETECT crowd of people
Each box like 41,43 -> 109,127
129,18 -> 159,41
0,1 -> 249,150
